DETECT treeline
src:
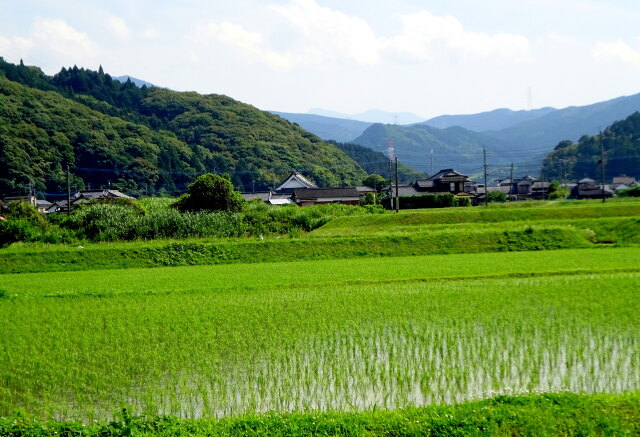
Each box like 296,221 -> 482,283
542,112 -> 640,181
0,58 -> 367,196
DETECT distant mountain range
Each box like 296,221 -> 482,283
270,112 -> 372,143
307,108 -> 424,125
421,107 -> 557,132
275,93 -> 640,178
114,75 -> 155,88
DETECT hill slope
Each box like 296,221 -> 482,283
542,112 -> 640,181
332,141 -> 426,183
0,59 -> 367,195
352,123 -> 512,176
271,111 -> 372,142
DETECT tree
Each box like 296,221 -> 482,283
174,173 -> 244,212
362,174 -> 389,192
547,180 -> 569,200
487,190 -> 508,203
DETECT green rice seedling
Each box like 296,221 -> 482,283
1,268 -> 637,420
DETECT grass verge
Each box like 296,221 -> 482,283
1,392 -> 638,436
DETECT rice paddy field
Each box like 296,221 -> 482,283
1,200 -> 639,435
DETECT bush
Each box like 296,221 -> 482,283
617,186 -> 640,197
0,219 -> 42,247
174,173 -> 244,212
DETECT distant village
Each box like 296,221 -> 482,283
2,169 -> 637,215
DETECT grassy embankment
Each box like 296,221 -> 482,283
1,201 -> 639,273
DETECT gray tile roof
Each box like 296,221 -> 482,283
293,187 -> 360,200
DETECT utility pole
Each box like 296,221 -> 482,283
66,164 -> 71,215
483,148 -> 488,207
395,156 -> 399,213
509,163 -> 514,202
430,148 -> 434,177
600,130 -> 606,203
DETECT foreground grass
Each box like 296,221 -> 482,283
1,392 -> 638,436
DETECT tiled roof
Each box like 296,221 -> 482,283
293,187 -> 360,200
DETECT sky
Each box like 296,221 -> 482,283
1,0 -> 640,120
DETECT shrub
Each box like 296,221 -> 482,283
174,173 -> 244,212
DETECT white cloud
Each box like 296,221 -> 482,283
0,18 -> 105,72
592,40 -> 640,68
31,18 -> 101,59
188,22 -> 293,70
141,26 -> 160,39
269,0 -> 380,66
384,11 -> 530,62
105,15 -> 131,41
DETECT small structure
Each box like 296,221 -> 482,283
293,187 -> 360,207
496,176 -> 549,200
572,178 -> 613,199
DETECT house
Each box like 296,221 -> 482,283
387,169 -> 476,198
384,169 -> 477,208
274,171 -> 318,194
612,176 -> 638,187
35,199 -> 53,214
48,189 -> 135,213
293,187 -> 360,207
71,189 -> 133,206
242,191 -> 295,205
572,178 -> 613,199
414,169 -> 475,194
496,176 -> 549,200
355,186 -> 376,198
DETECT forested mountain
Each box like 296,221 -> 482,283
542,112 -> 640,181
422,107 -> 557,132
352,123 -> 512,176
0,75 -> 197,195
271,112 -> 372,143
332,141 -> 426,182
0,59 -> 366,196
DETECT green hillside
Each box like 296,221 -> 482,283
0,76 -> 196,195
542,111 -> 640,181
333,141 -> 426,182
352,123 -> 511,176
0,59 -> 366,195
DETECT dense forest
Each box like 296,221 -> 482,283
0,58 -> 367,197
332,141 -> 426,183
541,112 -> 640,182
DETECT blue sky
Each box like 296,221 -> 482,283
2,0 -> 639,119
